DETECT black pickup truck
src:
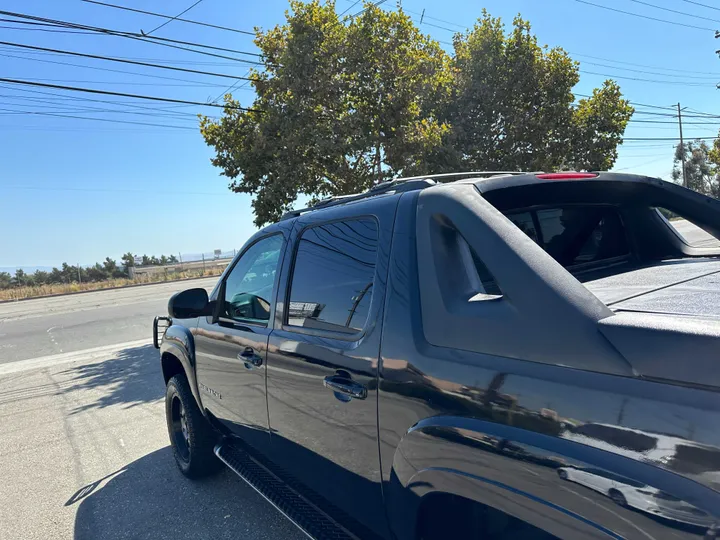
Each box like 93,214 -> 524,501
153,171 -> 720,540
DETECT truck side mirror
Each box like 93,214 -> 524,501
168,288 -> 210,318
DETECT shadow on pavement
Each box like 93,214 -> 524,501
59,344 -> 163,413
70,446 -> 303,540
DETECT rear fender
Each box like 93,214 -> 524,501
387,416 -> 720,540
160,324 -> 203,410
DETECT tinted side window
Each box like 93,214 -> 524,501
223,235 -> 283,323
288,219 -> 378,334
656,208 -> 720,248
537,207 -> 628,266
506,212 -> 540,244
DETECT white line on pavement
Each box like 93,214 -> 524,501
0,339 -> 152,376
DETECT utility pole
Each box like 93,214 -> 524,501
77,263 -> 81,284
678,102 -> 687,188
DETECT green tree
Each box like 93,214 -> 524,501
121,252 -> 135,269
673,139 -> 719,197
440,13 -> 632,172
0,271 -> 12,289
87,263 -> 108,282
48,267 -> 63,284
159,255 -> 169,266
201,3 -> 633,226
168,254 -> 179,264
569,81 -> 633,170
12,269 -> 28,287
33,270 -> 49,285
201,0 -> 450,225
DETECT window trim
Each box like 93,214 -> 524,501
216,232 -> 285,329
281,215 -> 380,341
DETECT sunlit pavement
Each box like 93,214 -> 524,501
0,341 -> 304,540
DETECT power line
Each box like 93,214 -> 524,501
580,69 -> 714,86
581,60 -> 720,80
0,106 -> 196,130
0,10 -> 263,64
0,51 -> 234,87
574,92 -> 675,111
624,136 -> 720,141
0,78 -> 261,111
0,185 -> 230,196
0,85 -> 218,119
570,52 -> 720,77
144,0 -> 204,36
0,40 -> 258,82
339,0 -> 363,17
682,0 -> 720,13
81,0 -> 255,36
628,0 -> 720,24
571,0 -> 715,31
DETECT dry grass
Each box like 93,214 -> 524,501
0,266 -> 225,302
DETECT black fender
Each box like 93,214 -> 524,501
159,323 -> 204,411
387,415 -> 720,540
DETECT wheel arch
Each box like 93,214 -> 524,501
160,324 -> 203,411
385,415 -> 719,540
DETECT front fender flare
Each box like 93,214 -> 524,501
160,325 -> 203,411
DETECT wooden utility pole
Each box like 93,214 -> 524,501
678,102 -> 687,188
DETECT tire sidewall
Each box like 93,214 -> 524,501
165,378 -> 192,475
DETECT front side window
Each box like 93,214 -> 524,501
287,219 -> 378,334
222,235 -> 283,323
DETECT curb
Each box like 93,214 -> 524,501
0,274 -> 219,305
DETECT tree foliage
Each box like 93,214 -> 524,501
0,252 -> 185,290
201,2 -> 635,226
201,0 -> 449,225
673,139 -> 720,198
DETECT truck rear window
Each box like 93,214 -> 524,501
506,206 -> 629,268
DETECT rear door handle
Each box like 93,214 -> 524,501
238,347 -> 263,367
323,375 -> 367,400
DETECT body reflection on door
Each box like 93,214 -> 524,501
267,213 -> 393,539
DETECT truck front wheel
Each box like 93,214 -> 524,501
165,374 -> 222,478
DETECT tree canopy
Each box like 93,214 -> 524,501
673,139 -> 720,198
201,1 -> 634,226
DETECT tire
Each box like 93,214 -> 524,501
609,489 -> 627,507
165,373 -> 222,479
557,469 -> 568,480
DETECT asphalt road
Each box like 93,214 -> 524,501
0,279 -> 304,540
0,278 -> 219,364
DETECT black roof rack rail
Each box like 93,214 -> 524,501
279,171 -> 537,221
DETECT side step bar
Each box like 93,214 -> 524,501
214,440 -> 362,540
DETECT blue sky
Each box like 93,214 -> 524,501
1,0 -> 719,268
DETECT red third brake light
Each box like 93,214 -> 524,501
536,172 -> 599,180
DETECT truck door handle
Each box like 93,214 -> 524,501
238,347 -> 263,367
323,375 -> 367,400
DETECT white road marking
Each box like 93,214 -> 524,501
0,339 -> 152,376
119,438 -> 125,448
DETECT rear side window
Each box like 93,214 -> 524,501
656,208 -> 720,248
506,206 -> 629,268
287,219 -> 378,334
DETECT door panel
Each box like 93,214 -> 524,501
267,201 -> 398,539
195,234 -> 285,452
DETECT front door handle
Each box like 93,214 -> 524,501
323,375 -> 367,400
238,347 -> 263,367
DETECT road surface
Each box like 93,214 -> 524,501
0,278 -> 219,364
0,279 -> 303,540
